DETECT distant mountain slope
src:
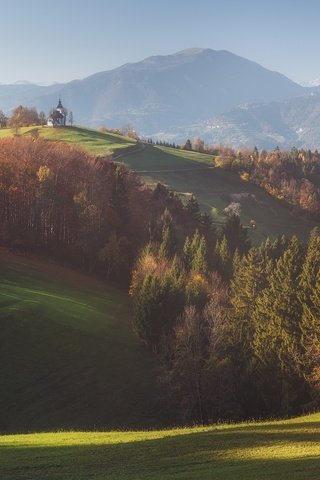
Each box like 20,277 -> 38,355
191,92 -> 320,149
0,48 -> 304,133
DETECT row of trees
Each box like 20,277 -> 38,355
131,217 -> 320,423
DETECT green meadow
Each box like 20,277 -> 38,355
0,249 -> 162,433
1,413 -> 319,479
0,125 -> 136,155
123,144 -> 317,243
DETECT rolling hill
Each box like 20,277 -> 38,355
122,143 -> 317,244
1,413 -> 319,479
0,125 -> 137,156
0,126 -> 315,243
0,248 -> 164,433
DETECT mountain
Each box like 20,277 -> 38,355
0,48 -> 304,134
180,92 -> 320,149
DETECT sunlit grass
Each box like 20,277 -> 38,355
0,126 -> 136,155
1,413 -> 319,479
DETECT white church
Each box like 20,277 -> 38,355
47,99 -> 67,127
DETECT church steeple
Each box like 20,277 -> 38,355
57,98 -> 63,110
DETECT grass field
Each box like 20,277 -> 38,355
0,249 -> 163,433
1,413 -> 319,479
123,144 -> 317,243
0,126 -> 137,155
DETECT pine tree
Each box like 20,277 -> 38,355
186,195 -> 201,223
299,228 -> 320,381
133,272 -> 185,351
191,234 -> 208,277
158,223 -> 175,259
252,236 -> 305,413
183,236 -> 192,271
133,274 -> 162,349
232,248 -> 241,276
253,236 -> 304,369
223,214 -> 250,255
230,246 -> 271,353
215,235 -> 232,279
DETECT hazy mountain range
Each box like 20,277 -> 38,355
1,48 -> 320,149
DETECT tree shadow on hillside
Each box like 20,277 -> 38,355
1,422 -> 319,479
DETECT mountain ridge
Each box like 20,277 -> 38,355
0,48 -> 315,147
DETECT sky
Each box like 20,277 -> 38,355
1,0 -> 320,85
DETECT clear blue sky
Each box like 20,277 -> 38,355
1,0 -> 320,85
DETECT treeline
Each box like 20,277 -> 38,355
145,137 -> 217,154
216,146 -> 320,218
0,136 -> 215,282
131,223 -> 320,423
0,105 -> 47,129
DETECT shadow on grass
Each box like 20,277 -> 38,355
1,423 -> 320,479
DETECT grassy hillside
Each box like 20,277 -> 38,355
1,413 -> 319,479
0,126 -> 136,155
0,249 -> 163,433
123,144 -> 317,243
0,127 -> 316,242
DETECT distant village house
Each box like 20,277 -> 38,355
47,99 -> 67,127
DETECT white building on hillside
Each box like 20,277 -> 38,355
47,99 -> 67,127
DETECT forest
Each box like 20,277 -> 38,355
1,136 -> 320,424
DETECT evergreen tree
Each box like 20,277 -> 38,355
183,236 -> 192,271
223,214 -> 250,255
158,211 -> 176,259
299,227 -> 320,317
215,235 -> 232,279
133,274 -> 162,349
133,273 -> 185,351
299,228 -> 320,389
183,139 -> 192,150
191,234 -> 208,277
231,246 -> 271,353
186,195 -> 201,223
252,236 -> 305,413
254,236 -> 303,368
232,248 -> 241,276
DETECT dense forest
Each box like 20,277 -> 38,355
1,136 -> 320,424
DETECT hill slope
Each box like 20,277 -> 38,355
0,126 -> 137,156
1,413 -> 319,479
189,92 -> 320,149
0,249 -> 163,433
122,144 -> 317,243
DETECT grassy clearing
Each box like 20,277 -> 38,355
0,249 -> 162,433
1,413 -> 319,479
0,126 -> 136,155
123,144 -> 317,243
